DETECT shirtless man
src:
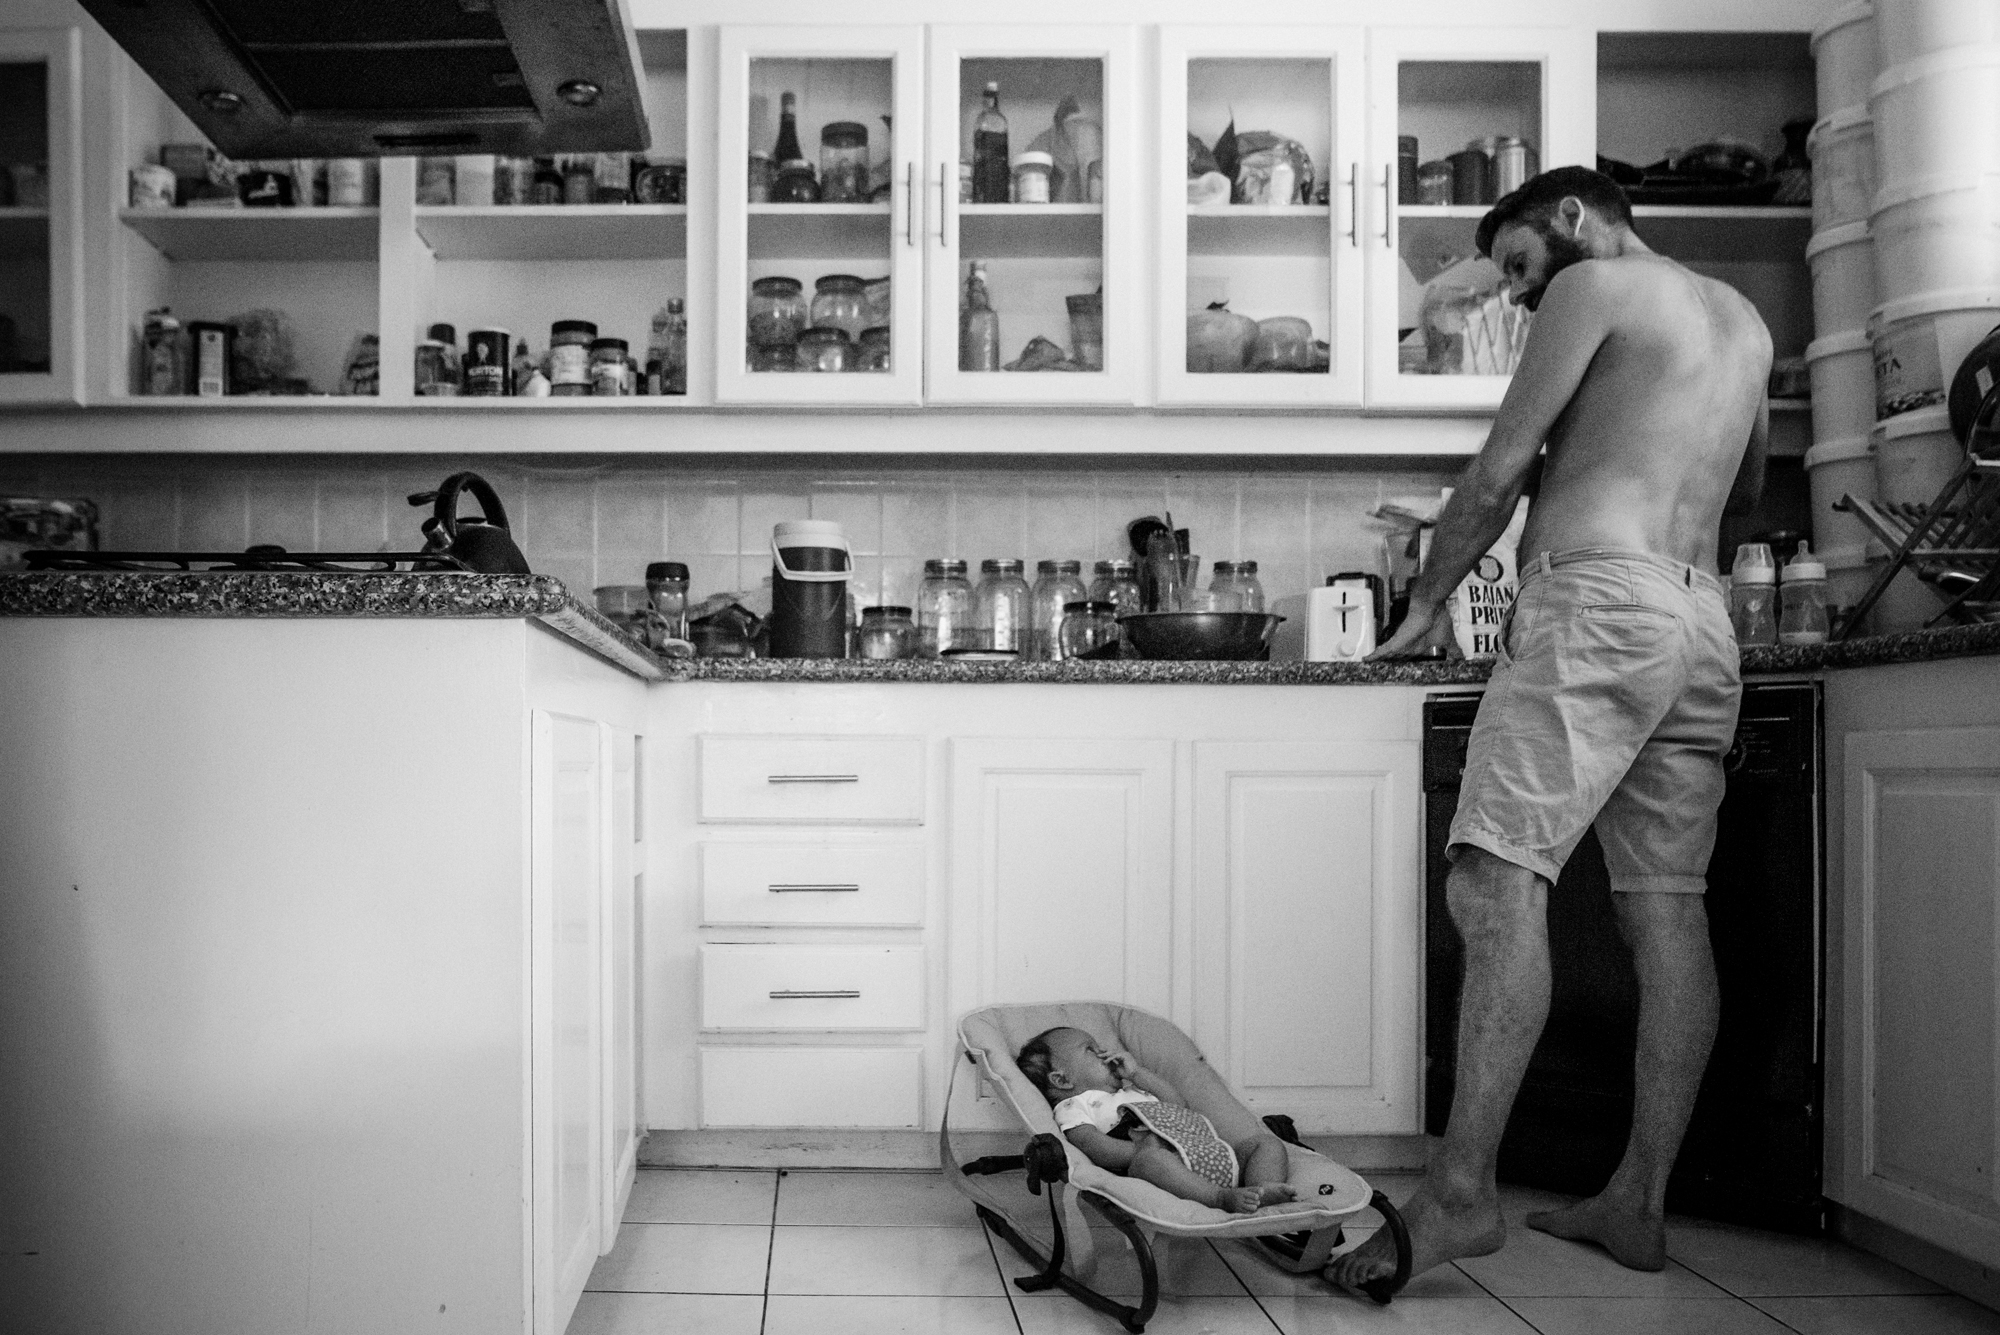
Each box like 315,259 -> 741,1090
1328,166 -> 1772,1293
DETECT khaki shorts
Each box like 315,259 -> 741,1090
1448,548 -> 1742,894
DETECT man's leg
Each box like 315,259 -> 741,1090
1527,892 -> 1719,1269
1327,847 -> 1549,1289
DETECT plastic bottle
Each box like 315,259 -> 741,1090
1778,541 -> 1830,645
960,262 -> 1000,372
971,82 -> 1010,204
1730,542 -> 1778,647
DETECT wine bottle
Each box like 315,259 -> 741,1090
960,262 -> 1000,372
971,82 -> 1009,204
773,91 -> 804,166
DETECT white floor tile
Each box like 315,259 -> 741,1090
584,1222 -> 771,1295
623,1169 -> 777,1225
1014,1293 -> 1279,1333
1452,1225 -> 1727,1298
776,1170 -> 987,1227
1666,1220 -> 1945,1298
1505,1296 -> 1794,1334
763,1294 -> 1023,1334
994,1227 -> 1249,1300
1750,1294 -> 2000,1334
564,1291 -> 764,1335
767,1224 -> 1007,1296
1259,1293 -> 1540,1334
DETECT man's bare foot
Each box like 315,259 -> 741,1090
1323,1186 -> 1505,1295
1254,1183 -> 1299,1206
1214,1186 -> 1263,1213
1525,1195 -> 1667,1271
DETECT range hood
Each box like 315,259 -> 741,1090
80,0 -> 652,158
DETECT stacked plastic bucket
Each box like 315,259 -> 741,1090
1805,1 -> 1886,627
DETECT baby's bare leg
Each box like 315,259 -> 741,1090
1235,1132 -> 1300,1206
1128,1133 -> 1259,1213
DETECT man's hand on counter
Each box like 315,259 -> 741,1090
1369,597 -> 1450,661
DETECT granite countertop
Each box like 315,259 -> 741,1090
5,570 -> 1998,686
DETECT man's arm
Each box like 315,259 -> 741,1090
1372,264 -> 1614,658
1725,397 -> 1770,517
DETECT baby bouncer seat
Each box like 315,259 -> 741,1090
944,1001 -> 1412,1333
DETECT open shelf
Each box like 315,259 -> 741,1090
958,204 -> 1104,259
414,205 -> 687,262
120,207 -> 380,263
0,206 -> 48,259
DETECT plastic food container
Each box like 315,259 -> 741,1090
1807,108 -> 1875,231
1805,221 -> 1876,336
1806,329 -> 1877,442
1869,45 -> 2000,197
1812,0 -> 1877,113
1802,433 -> 1878,554
1872,404 -> 1962,505
1013,151 -> 1054,204
1875,0 -> 2000,69
1869,173 -> 2000,303
1866,287 -> 2000,418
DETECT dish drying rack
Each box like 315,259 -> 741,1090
1834,387 -> 2000,639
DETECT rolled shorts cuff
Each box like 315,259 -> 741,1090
1445,827 -> 1563,886
1608,873 -> 1707,895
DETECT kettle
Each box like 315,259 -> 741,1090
408,472 -> 531,574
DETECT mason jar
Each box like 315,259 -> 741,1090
915,558 -> 974,657
974,558 -> 1031,654
809,274 -> 871,341
818,122 -> 870,203
857,605 -> 917,660
1029,559 -> 1089,660
1058,600 -> 1121,660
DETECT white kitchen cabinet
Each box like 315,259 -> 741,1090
0,26 -> 81,405
1156,26 -> 1367,406
1363,25 -> 1595,409
715,25 -> 927,404
923,25 -> 1140,404
1190,740 -> 1421,1134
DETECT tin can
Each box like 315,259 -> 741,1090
494,156 -> 535,205
1397,135 -> 1420,205
1416,160 -> 1454,206
129,164 -> 176,209
188,321 -> 232,396
464,329 -> 512,396
1447,148 -> 1490,206
1493,137 -> 1530,197
327,158 -> 368,206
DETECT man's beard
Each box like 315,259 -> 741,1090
1520,224 -> 1591,311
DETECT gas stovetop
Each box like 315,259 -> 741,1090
22,545 -> 473,573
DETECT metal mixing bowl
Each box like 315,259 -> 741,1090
1117,611 -> 1284,661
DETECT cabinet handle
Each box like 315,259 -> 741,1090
1345,163 -> 1359,248
904,162 -> 916,247
768,883 -> 861,893
770,989 -> 861,1000
1379,164 -> 1394,246
938,161 -> 952,247
766,773 -> 860,784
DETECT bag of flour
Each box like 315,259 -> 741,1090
1426,492 -> 1530,659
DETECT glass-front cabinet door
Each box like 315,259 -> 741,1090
0,28 -> 79,405
1157,26 -> 1365,407
1363,27 -> 1594,410
922,25 -> 1138,405
715,26 -> 925,405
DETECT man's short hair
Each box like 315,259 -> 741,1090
1017,1028 -> 1065,1096
1476,165 -> 1634,257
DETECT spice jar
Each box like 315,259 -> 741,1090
561,156 -> 595,204
590,337 -> 631,396
747,150 -> 776,203
1059,601 -> 1121,660
975,558 -> 1031,654
856,326 -> 892,372
818,122 -> 870,203
748,277 -> 807,350
593,152 -> 631,204
1013,151 -> 1054,204
139,308 -> 188,396
771,159 -> 820,203
809,274 -> 870,341
916,558 -> 974,656
548,319 -> 598,396
795,326 -> 852,373
858,606 -> 917,660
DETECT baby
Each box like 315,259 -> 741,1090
1017,1026 -> 1298,1214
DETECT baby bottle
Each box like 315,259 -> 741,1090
1730,542 -> 1778,647
1778,541 -> 1830,645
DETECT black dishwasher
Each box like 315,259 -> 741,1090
1422,681 -> 1824,1233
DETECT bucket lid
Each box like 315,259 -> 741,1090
1806,329 -> 1871,359
1781,541 -> 1827,582
1810,0 -> 1873,49
773,519 -> 848,548
1872,43 -> 2000,100
1870,403 -> 1954,441
1805,220 -> 1871,261
1869,286 -> 2000,330
1872,170 -> 2000,214
1805,435 -> 1874,467
1808,106 -> 1871,155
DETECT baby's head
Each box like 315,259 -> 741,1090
1017,1026 -> 1119,1104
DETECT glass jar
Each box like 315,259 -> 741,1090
856,326 -> 892,373
747,151 -> 776,203
795,327 -> 851,372
975,558 -> 1031,654
818,122 -> 869,203
916,558 -> 975,657
1029,559 -> 1089,660
1059,601 -> 1121,660
857,605 -> 917,660
810,274 -> 870,341
592,585 -> 650,637
645,561 -> 690,645
589,337 -> 630,396
771,158 -> 820,203
748,343 -> 796,373
548,319 -> 597,396
414,340 -> 453,396
1208,560 -> 1265,613
1089,559 -> 1141,619
561,156 -> 595,204
593,151 -> 630,204
139,308 -> 188,396
748,276 -> 807,351
1013,150 -> 1053,204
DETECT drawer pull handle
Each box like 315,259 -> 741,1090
770,989 -> 861,1000
767,774 -> 861,784
769,883 -> 861,893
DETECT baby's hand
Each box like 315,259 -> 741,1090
1102,1050 -> 1137,1081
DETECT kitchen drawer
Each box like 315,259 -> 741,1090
699,943 -> 924,1031
701,842 -> 925,927
697,735 -> 925,825
699,1046 -> 923,1128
